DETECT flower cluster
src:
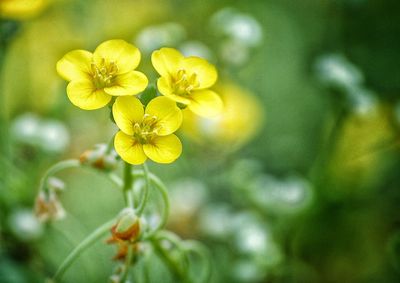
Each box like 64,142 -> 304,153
57,39 -> 223,165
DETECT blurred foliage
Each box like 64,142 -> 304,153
1,0 -> 400,283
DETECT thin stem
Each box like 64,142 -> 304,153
151,236 -> 188,282
107,172 -> 123,187
136,163 -> 150,215
39,159 -> 81,196
120,245 -> 135,283
105,134 -> 115,154
183,241 -> 211,283
53,218 -> 115,281
123,162 -> 134,208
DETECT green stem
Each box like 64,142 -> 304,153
136,163 -> 150,215
151,235 -> 188,282
120,245 -> 135,283
123,162 -> 133,208
183,241 -> 211,283
53,218 -> 115,281
39,159 -> 81,196
131,170 -> 169,236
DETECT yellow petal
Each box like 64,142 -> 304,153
143,135 -> 182,164
151,48 -> 183,77
113,96 -> 144,135
157,77 -> 191,104
56,50 -> 92,81
104,71 -> 148,96
93,39 -> 141,74
188,90 -> 223,117
114,131 -> 147,165
182,57 -> 217,89
145,97 -> 183,136
66,80 -> 111,110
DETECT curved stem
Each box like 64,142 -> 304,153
151,231 -> 187,281
183,241 -> 211,283
146,173 -> 170,234
107,172 -> 123,187
136,163 -> 150,215
39,159 -> 81,196
53,218 -> 115,281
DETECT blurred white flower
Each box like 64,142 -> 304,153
39,119 -> 70,153
134,22 -> 186,54
347,86 -> 377,115
210,8 -> 263,47
232,259 -> 267,282
219,39 -> 250,66
11,113 -> 70,153
179,41 -> 214,62
314,53 -> 364,90
170,178 -> 207,217
11,113 -> 41,146
210,8 -> 263,67
8,209 -> 43,241
249,175 -> 313,214
198,204 -> 233,238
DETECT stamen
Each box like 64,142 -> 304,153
172,69 -> 199,96
91,58 -> 119,89
131,115 -> 160,144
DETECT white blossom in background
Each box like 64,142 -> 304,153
11,113 -> 41,147
39,119 -> 70,153
314,53 -> 364,91
198,204 -> 233,239
347,86 -> 377,115
210,8 -> 263,47
179,41 -> 214,62
8,209 -> 43,241
249,175 -> 313,214
210,7 -> 263,67
11,113 -> 70,154
232,259 -> 267,283
134,22 -> 186,54
169,178 -> 207,218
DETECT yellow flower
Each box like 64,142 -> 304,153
56,39 -> 148,110
151,48 -> 223,117
181,83 -> 264,151
113,96 -> 183,165
0,0 -> 47,20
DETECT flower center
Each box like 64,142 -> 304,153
91,58 -> 119,89
132,114 -> 159,144
171,69 -> 200,96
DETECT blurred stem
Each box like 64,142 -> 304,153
309,104 -> 348,187
53,218 -> 115,281
123,162 -> 134,208
131,170 -> 169,237
120,245 -> 135,283
151,231 -> 188,282
39,159 -> 80,197
136,163 -> 150,215
105,134 -> 115,154
183,241 -> 211,283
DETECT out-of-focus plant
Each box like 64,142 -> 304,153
181,83 -> 264,152
0,0 -> 49,20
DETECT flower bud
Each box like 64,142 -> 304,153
113,211 -> 141,242
79,143 -> 118,171
107,210 -> 141,260
34,191 -> 66,222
